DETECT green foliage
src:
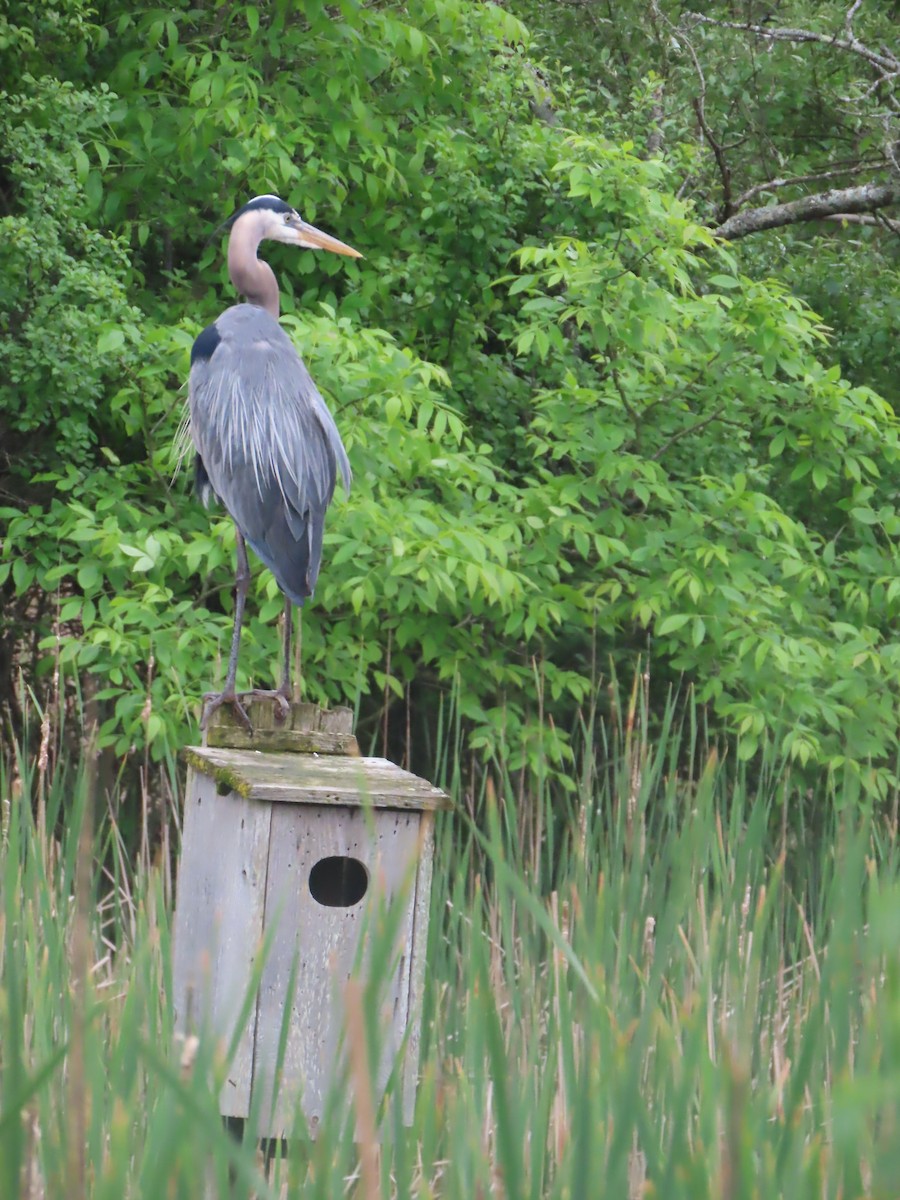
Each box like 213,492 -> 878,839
513,0 -> 899,399
771,232 -> 900,403
1,0 -> 898,791
0,76 -> 146,468
502,137 -> 900,784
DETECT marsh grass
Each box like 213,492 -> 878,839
2,682 -> 900,1198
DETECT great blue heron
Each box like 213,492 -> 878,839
188,194 -> 360,729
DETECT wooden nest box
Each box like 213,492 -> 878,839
172,702 -> 450,1137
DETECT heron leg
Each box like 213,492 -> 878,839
229,596 -> 292,722
201,536 -> 295,730
279,595 -> 293,698
224,529 -> 251,692
200,529 -> 253,731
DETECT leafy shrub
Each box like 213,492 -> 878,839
2,0 -> 899,796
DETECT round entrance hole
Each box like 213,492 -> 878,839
309,856 -> 369,907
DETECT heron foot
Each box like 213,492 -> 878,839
200,689 -> 253,732
238,687 -> 292,724
200,687 -> 292,733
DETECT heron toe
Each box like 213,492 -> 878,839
200,689 -> 253,733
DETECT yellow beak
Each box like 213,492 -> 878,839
295,219 -> 362,258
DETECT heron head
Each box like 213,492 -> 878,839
228,195 -> 362,257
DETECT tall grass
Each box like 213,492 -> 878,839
2,684 -> 900,1198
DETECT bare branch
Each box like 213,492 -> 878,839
715,180 -> 900,240
733,162 -> 881,208
824,211 -> 900,234
674,6 -> 898,239
853,69 -> 900,103
692,97 -> 734,218
646,82 -> 665,156
651,408 -> 747,462
875,210 -> 900,237
653,0 -> 734,217
686,13 -> 898,74
609,365 -> 641,429
845,0 -> 864,41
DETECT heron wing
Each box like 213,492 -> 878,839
188,305 -> 351,605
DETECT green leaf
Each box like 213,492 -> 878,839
59,599 -> 82,622
737,736 -> 758,762
408,27 -> 425,56
97,328 -> 125,355
12,560 -> 33,592
850,508 -> 878,525
74,146 -> 90,183
657,614 -> 690,636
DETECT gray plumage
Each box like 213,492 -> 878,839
186,194 -> 361,729
189,304 -> 351,605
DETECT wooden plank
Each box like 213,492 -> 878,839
206,728 -> 360,755
402,811 -> 436,1124
210,792 -> 273,1118
205,701 -> 357,754
252,805 -> 422,1135
183,747 -> 452,811
171,769 -> 272,1117
172,769 -> 221,1036
318,707 -> 356,734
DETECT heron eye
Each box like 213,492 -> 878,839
284,213 -> 291,223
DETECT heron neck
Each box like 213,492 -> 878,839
227,214 -> 280,318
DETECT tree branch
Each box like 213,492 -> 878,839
824,211 -> 900,235
651,409 -> 746,462
653,0 -> 736,217
691,96 -> 734,219
673,8 -> 898,239
646,82 -> 665,156
845,0 -> 864,40
686,13 -> 898,74
715,180 -> 900,240
732,161 -> 881,208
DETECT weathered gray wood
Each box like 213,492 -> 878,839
172,768 -> 272,1117
183,746 -> 452,811
318,707 -> 355,734
403,811 -> 436,1122
206,727 -> 359,755
173,770 -> 222,1033
210,791 -> 272,1117
205,701 -> 358,755
252,805 -> 423,1135
175,727 -> 448,1137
